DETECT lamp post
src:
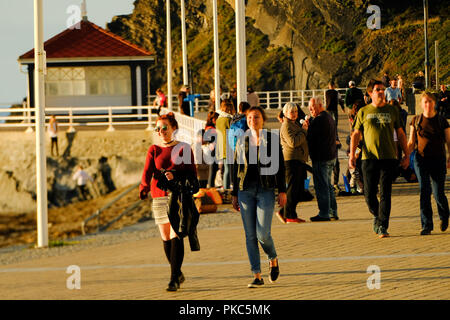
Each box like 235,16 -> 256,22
181,0 -> 189,86
34,0 -> 48,248
166,0 -> 173,110
423,0 -> 430,89
212,0 -> 220,112
235,0 -> 247,106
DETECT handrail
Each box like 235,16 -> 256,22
0,88 -> 363,131
81,182 -> 140,235
98,200 -> 143,232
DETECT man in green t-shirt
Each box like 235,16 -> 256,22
349,79 -> 410,238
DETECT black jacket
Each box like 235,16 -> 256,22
157,170 -> 201,251
232,130 -> 286,196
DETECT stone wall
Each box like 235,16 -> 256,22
0,130 -> 154,214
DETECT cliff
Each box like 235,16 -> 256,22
107,0 -> 449,91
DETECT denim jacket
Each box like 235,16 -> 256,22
231,130 -> 286,196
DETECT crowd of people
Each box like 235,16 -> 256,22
138,76 -> 449,292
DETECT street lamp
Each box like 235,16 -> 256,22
34,0 -> 48,248
423,0 -> 430,89
166,0 -> 173,110
235,0 -> 247,105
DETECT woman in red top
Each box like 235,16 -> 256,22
139,112 -> 196,292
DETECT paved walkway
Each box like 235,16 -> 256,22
2,106 -> 449,300
1,178 -> 449,300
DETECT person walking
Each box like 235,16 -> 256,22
277,102 -> 309,224
204,111 -> 220,188
72,165 -> 93,201
247,87 -> 260,107
48,115 -> 59,157
349,79 -> 410,238
178,86 -> 191,116
407,92 -> 450,235
231,106 -> 286,288
385,78 -> 402,104
306,97 -> 338,221
139,112 -> 199,292
216,99 -> 235,198
153,88 -> 167,115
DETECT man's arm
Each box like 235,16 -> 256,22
349,129 -> 362,169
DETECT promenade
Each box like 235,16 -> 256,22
0,177 -> 449,300
0,108 -> 449,301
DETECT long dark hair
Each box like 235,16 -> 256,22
205,111 -> 219,127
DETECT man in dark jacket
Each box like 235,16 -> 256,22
306,97 -> 338,221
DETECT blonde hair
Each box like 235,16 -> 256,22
421,91 -> 436,103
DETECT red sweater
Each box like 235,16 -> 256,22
140,142 -> 197,198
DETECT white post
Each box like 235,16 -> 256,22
235,0 -> 247,106
301,90 -> 305,108
266,91 -> 270,108
166,0 -> 173,110
107,107 -> 115,132
212,0 -> 221,112
34,0 -> 48,248
67,108 -> 76,133
136,65 -> 142,118
181,0 -> 189,86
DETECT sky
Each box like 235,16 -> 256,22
0,0 -> 136,107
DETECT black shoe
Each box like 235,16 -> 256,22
178,272 -> 185,284
378,226 -> 390,238
310,215 -> 330,222
330,215 -> 339,221
166,279 -> 180,292
248,278 -> 264,288
441,219 -> 449,232
269,260 -> 279,283
420,229 -> 432,236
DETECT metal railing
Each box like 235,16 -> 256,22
159,107 -> 206,145
0,88 -> 358,132
0,105 -> 160,132
147,87 -> 354,111
81,182 -> 140,235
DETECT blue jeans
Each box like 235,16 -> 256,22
413,154 -> 449,230
312,159 -> 338,218
238,183 -> 277,274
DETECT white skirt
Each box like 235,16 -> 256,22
152,196 -> 170,225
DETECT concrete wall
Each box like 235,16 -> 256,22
0,130 -> 154,214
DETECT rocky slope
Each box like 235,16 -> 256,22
107,0 -> 449,91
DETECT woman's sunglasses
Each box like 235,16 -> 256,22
155,125 -> 169,132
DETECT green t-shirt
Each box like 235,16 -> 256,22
353,104 -> 401,160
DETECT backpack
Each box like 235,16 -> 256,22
228,115 -> 248,152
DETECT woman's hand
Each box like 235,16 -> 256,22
139,189 -> 148,200
278,192 -> 287,208
232,196 -> 240,212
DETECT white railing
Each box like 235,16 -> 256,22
0,105 -> 160,132
159,107 -> 206,145
147,87 -> 354,111
0,88 -> 357,132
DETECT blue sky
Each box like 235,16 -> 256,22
0,0 -> 135,107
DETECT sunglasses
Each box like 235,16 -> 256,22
374,88 -> 385,92
155,125 -> 169,132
